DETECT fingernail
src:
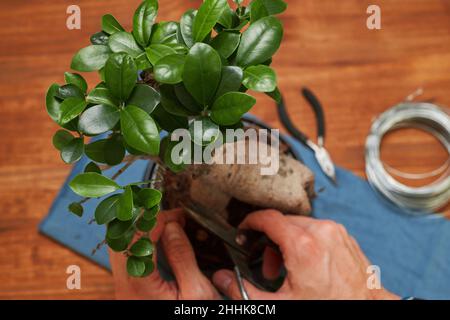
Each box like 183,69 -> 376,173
164,222 -> 181,242
213,272 -> 232,291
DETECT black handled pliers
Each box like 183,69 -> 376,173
277,87 -> 337,185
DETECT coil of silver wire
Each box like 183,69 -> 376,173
365,102 -> 450,214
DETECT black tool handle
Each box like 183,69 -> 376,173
276,95 -> 309,144
301,87 -> 326,141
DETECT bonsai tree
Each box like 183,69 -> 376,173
46,0 -> 313,278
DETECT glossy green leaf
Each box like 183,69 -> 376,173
180,9 -> 197,47
69,172 -> 120,198
87,87 -> 119,107
71,45 -> 111,72
78,104 -> 120,135
265,87 -> 281,103
135,52 -> 152,70
127,84 -> 161,114
46,84 -> 62,122
133,0 -> 158,47
150,22 -> 179,44
258,0 -> 287,15
145,44 -> 177,65
217,5 -> 235,28
140,257 -> 155,277
160,85 -> 193,116
250,0 -> 269,22
117,186 -> 134,221
90,31 -> 109,45
211,92 -> 256,125
174,84 -> 202,113
56,84 -> 84,100
136,217 -> 156,232
210,32 -> 240,59
105,135 -> 126,165
64,72 -> 88,93
106,229 -> 134,252
120,105 -> 160,155
214,66 -> 243,99
85,140 -> 107,163
242,65 -> 276,92
107,218 -> 133,239
108,32 -> 143,58
236,16 -> 283,67
102,14 -> 125,35
53,130 -> 74,151
84,161 -> 102,174
154,54 -> 185,84
183,43 -> 222,106
151,104 -> 188,132
189,117 -> 220,145
95,194 -> 120,225
61,138 -> 84,164
162,138 -> 187,173
69,202 -> 84,217
192,0 -> 227,42
105,53 -> 137,102
59,98 -> 87,125
130,238 -> 154,257
138,188 -> 162,209
127,256 -> 146,277
143,205 -> 159,221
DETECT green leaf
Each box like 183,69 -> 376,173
236,16 -> 283,67
78,104 -> 120,135
95,194 -> 120,225
135,52 -> 152,71
117,186 -> 134,221
138,188 -> 162,209
106,229 -> 134,252
107,218 -> 133,239
150,22 -> 179,44
140,256 -> 155,277
90,31 -> 109,45
136,217 -> 156,232
215,66 -> 243,99
71,45 -> 111,72
127,84 -> 161,114
154,54 -> 186,84
210,32 -> 240,59
250,0 -> 269,22
192,0 -> 227,42
217,5 -> 235,28
64,72 -> 88,93
85,140 -> 107,163
183,43 -> 222,106
211,92 -> 256,125
143,205 -> 159,220
102,14 -> 125,35
53,130 -> 74,151
105,53 -> 137,102
174,84 -> 202,113
69,173 -> 120,198
189,117 -> 220,145
265,87 -> 281,103
152,104 -> 188,132
108,32 -> 143,58
84,161 -> 102,174
242,65 -> 276,92
56,84 -> 85,100
127,256 -> 146,277
162,138 -> 187,173
104,135 -> 126,165
133,0 -> 158,47
180,9 -> 197,47
46,84 -> 62,122
61,138 -> 84,164
258,0 -> 287,15
145,44 -> 177,65
59,98 -> 88,125
160,85 -> 193,116
130,238 -> 154,257
120,105 -> 160,155
68,202 -> 84,217
87,87 -> 119,107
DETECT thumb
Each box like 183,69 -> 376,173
212,269 -> 278,300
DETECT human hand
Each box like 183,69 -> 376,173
110,209 -> 220,300
212,210 -> 399,300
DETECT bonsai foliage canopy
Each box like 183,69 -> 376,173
46,0 -> 286,277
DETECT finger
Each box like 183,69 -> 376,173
150,208 -> 185,242
263,246 -> 283,280
238,210 -> 292,249
213,269 -> 279,300
161,222 -> 218,298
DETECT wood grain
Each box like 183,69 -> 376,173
0,0 -> 448,299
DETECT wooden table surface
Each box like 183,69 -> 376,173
0,0 -> 448,299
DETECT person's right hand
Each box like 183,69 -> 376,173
212,210 -> 399,300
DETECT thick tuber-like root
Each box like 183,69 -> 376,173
189,139 -> 315,216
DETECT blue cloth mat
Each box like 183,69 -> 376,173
40,119 -> 450,299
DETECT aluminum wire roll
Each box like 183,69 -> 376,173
365,102 -> 450,214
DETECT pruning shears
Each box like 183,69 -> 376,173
277,87 -> 337,185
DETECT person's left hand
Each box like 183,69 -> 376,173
110,209 -> 220,300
